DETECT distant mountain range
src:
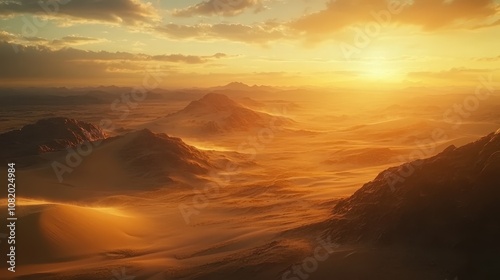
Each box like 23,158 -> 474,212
0,87 -> 165,106
210,82 -> 277,92
0,83 -> 281,106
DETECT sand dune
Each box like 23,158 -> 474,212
6,121 -> 225,202
9,202 -> 146,265
325,147 -> 401,166
1,87 -> 499,280
145,93 -> 293,138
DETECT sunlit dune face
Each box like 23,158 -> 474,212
12,198 -> 51,206
184,141 -> 232,152
86,206 -> 133,217
13,201 -> 149,265
9,199 -> 135,223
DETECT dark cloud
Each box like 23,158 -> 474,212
172,0 -> 265,17
0,41 -> 229,80
156,22 -> 288,44
1,31 -> 103,48
0,0 -> 158,25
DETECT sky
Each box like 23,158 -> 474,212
0,0 -> 499,88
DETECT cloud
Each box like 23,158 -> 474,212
407,67 -> 495,80
0,0 -> 158,26
22,36 -> 49,42
290,0 -> 500,40
50,35 -> 105,47
476,55 -> 500,62
152,53 -> 228,64
0,30 -> 16,42
156,21 -> 288,44
1,31 -> 105,48
0,41 -> 229,80
172,0 -> 266,17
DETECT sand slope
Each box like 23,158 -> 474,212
145,93 -> 292,137
8,202 -> 146,266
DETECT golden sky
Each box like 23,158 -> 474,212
0,0 -> 499,88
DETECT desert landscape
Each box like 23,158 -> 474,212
0,85 -> 499,280
1,0 -> 499,279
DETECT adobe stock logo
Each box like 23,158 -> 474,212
111,267 -> 135,280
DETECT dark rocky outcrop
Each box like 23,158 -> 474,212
0,117 -> 106,162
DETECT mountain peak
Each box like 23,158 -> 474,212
224,82 -> 250,90
132,128 -> 157,138
161,92 -> 292,135
0,117 -> 106,161
199,92 -> 237,104
182,93 -> 241,113
118,128 -> 212,180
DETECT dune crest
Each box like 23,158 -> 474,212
147,93 -> 292,136
117,129 -> 213,181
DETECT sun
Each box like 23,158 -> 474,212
363,60 -> 392,78
361,59 -> 402,81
